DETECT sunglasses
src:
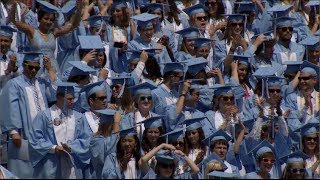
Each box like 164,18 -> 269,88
95,96 -> 107,101
172,141 -> 184,147
160,164 -> 174,169
262,158 -> 276,164
24,63 -> 41,71
289,168 -> 305,174
298,76 -> 312,81
222,96 -> 234,102
305,137 -> 318,142
139,96 -> 152,101
196,16 -> 208,21
231,22 -> 244,27
205,2 -> 217,6
111,85 -> 121,89
280,27 -> 293,32
268,89 -> 281,93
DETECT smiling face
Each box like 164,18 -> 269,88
186,129 -> 200,146
138,26 -> 154,43
298,72 -> 317,92
89,91 -> 107,110
146,128 -> 160,145
137,93 -> 153,112
120,136 -> 137,155
258,153 -> 276,173
277,26 -> 293,41
237,63 -> 248,82
0,35 -> 12,54
23,61 -> 41,79
39,13 -> 55,31
230,20 -> 244,36
303,134 -> 319,152
286,163 -> 306,179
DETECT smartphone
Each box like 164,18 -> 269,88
114,42 -> 124,48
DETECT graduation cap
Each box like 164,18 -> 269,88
224,14 -> 246,22
126,50 -> 141,62
136,115 -> 164,129
207,171 -> 237,179
110,0 -> 128,9
36,0 -> 59,13
193,37 -> 212,48
78,35 -> 104,50
252,31 -> 275,41
300,60 -> 320,79
299,36 -> 320,62
282,61 -> 303,74
128,81 -> 157,96
109,73 -> 132,85
184,115 -> 206,131
248,140 -> 276,159
267,4 -> 292,18
131,13 -> 158,29
197,152 -> 228,178
234,118 -> 255,134
56,81 -> 77,95
161,62 -> 185,75
144,3 -> 167,12
275,16 -> 295,28
294,117 -> 319,136
183,4 -> 208,17
231,54 -> 251,66
161,128 -> 185,144
211,84 -> 234,96
61,0 -> 76,16
85,15 -> 110,28
185,57 -> 208,76
279,151 -> 309,164
95,108 -> 117,125
80,81 -> 105,99
203,129 -> 232,147
138,48 -> 162,56
68,61 -> 97,77
22,52 -> 43,63
0,25 -> 17,37
156,149 -> 174,164
235,1 -> 257,13
305,0 -> 320,14
175,27 -> 200,39
118,126 -> 137,137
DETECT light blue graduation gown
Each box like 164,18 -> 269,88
0,75 -> 55,178
213,39 -> 228,71
151,84 -> 179,116
142,167 -> 193,179
120,111 -> 159,130
0,165 -> 18,179
89,134 -> 117,179
28,108 -> 91,179
174,51 -> 194,62
273,41 -> 305,63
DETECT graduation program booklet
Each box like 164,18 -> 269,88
60,149 -> 76,179
7,139 -> 29,161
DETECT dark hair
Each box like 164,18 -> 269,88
163,71 -> 181,80
37,10 -> 56,22
68,75 -> 89,84
155,161 -> 176,179
185,69 -> 208,85
141,127 -> 165,153
143,56 -> 162,81
185,128 -> 207,157
302,134 -> 319,155
210,139 -> 229,151
110,7 -> 130,27
281,161 -> 306,179
116,135 -> 141,171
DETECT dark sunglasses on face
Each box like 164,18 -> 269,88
76,75 -> 89,81
172,141 -> 184,147
95,96 -> 107,101
298,76 -> 312,81
205,2 -> 217,6
196,16 -> 208,21
262,158 -> 276,164
24,63 -> 41,71
289,168 -> 305,173
139,96 -> 152,101
222,96 -> 234,102
160,163 -> 174,169
111,85 -> 121,89
268,89 -> 281,93
305,137 -> 318,142
279,27 -> 293,32
231,22 -> 244,27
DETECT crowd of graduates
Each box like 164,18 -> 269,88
0,0 -> 319,179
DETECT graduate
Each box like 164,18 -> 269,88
280,151 -> 313,179
29,82 -> 92,179
0,52 -> 56,178
183,4 -> 210,38
89,108 -> 122,179
101,126 -> 142,179
128,13 -> 172,66
174,27 -> 200,62
298,35 -> 320,66
0,25 -> 19,92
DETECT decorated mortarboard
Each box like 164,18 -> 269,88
136,115 -> 164,129
156,149 -> 174,164
128,81 -> 157,96
161,128 -> 185,143
61,0 -> 76,16
161,62 -> 185,75
275,16 -> 295,28
184,115 -> 206,131
78,35 -> 104,50
231,54 -> 251,66
207,171 -> 238,179
282,61 -> 303,73
185,57 -> 208,76
203,129 -> 232,147
267,4 -> 292,18
85,15 -> 110,28
95,108 -> 117,124
36,0 -> 59,13
68,61 -> 97,77
22,52 -> 43,62
0,25 -> 17,37
223,14 -> 246,22
183,4 -> 208,17
248,140 -> 276,160
294,117 -> 319,136
175,27 -> 200,39
299,36 -> 320,50
117,126 -> 137,137
80,81 -> 105,99
131,13 -> 158,29
235,1 -> 257,13
56,81 -> 77,95
279,151 -> 309,164
193,37 -> 212,48
300,60 -> 320,79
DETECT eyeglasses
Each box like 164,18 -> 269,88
305,137 -> 318,142
139,96 -> 152,102
172,141 -> 184,147
95,96 -> 107,101
222,96 -> 234,102
160,164 -> 174,169
298,76 -> 312,81
196,16 -> 208,21
111,85 -> 121,89
289,168 -> 305,174
24,63 -> 41,71
279,27 -> 293,32
205,2 -> 217,7
231,22 -> 244,27
268,89 -> 281,93
262,158 -> 276,164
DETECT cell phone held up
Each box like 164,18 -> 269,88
113,42 -> 124,48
